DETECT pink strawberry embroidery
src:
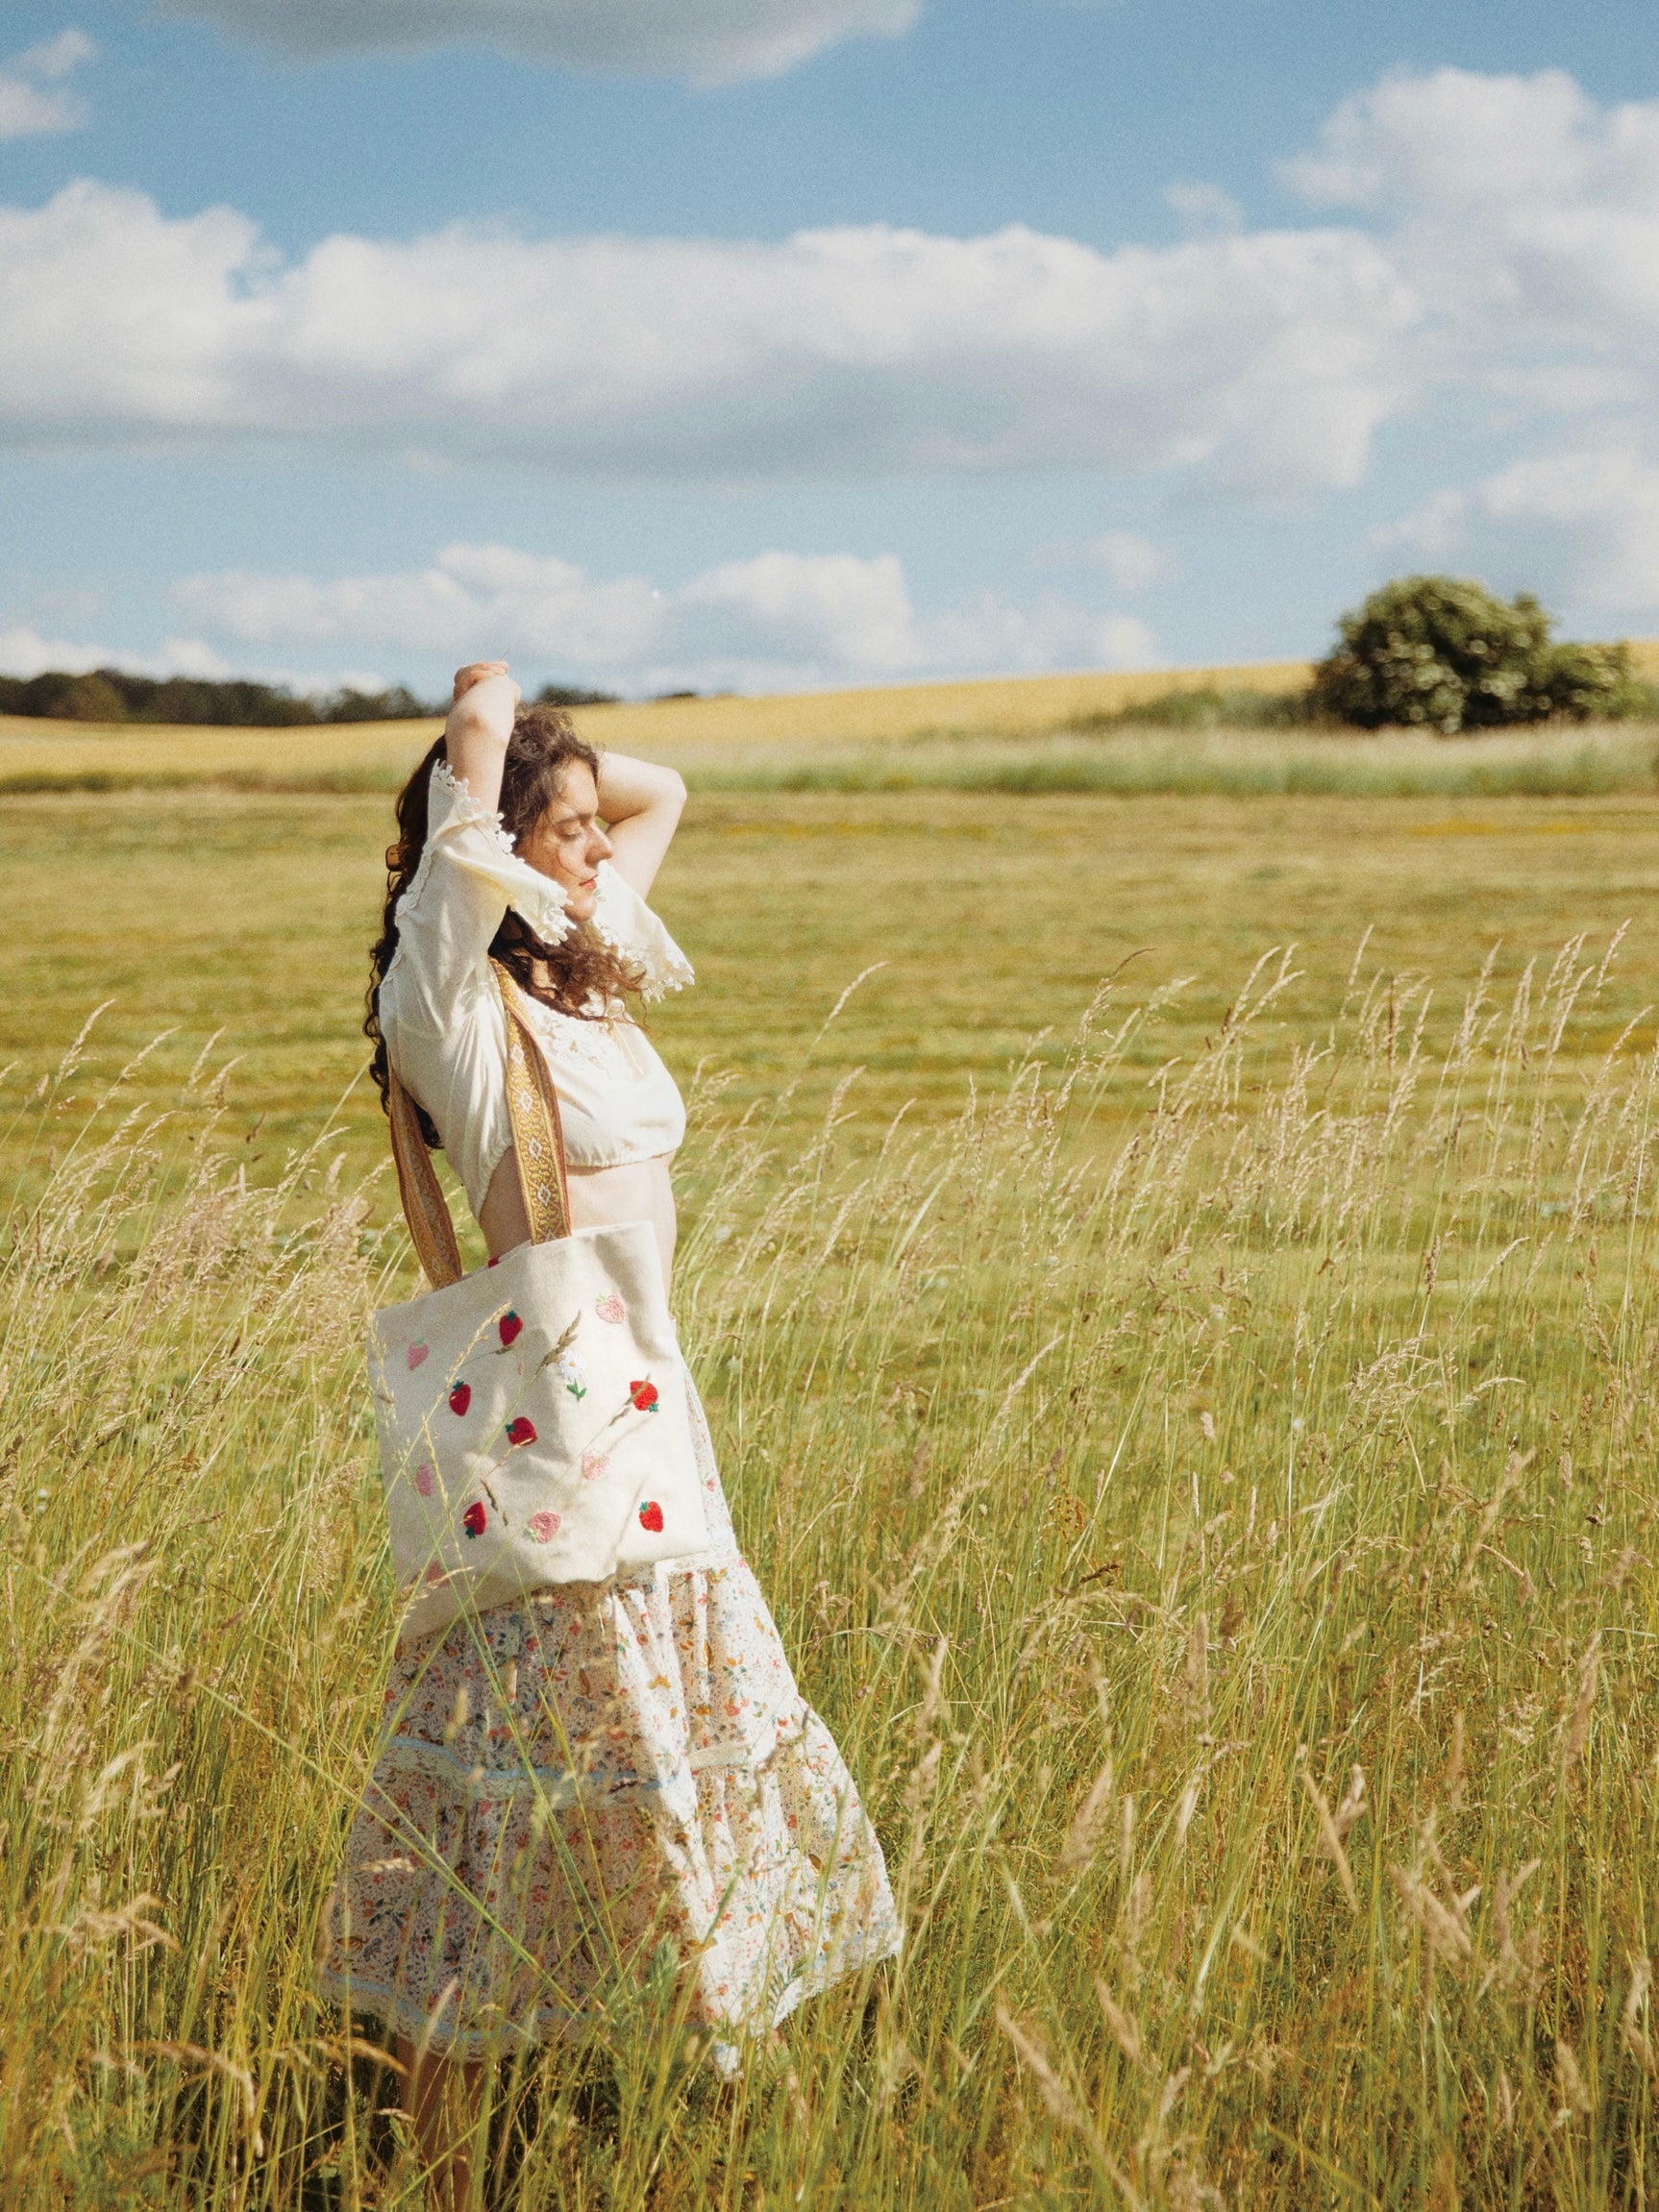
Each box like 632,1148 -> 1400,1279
413,1462 -> 435,1497
527,1511 -> 560,1542
637,1499 -> 664,1534
629,1379 -> 659,1413
407,1342 -> 430,1370
462,1500 -> 486,1538
499,1310 -> 523,1348
425,1561 -> 446,1584
595,1293 -> 626,1326
505,1416 -> 536,1447
580,1448 -> 610,1483
448,1382 -> 472,1416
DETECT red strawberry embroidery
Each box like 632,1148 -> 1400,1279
462,1500 -> 486,1538
505,1415 -> 536,1447
637,1499 -> 664,1534
629,1379 -> 659,1413
448,1382 -> 472,1416
499,1310 -> 523,1348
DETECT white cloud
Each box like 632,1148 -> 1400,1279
1031,530 -> 1174,591
154,0 -> 917,86
1281,66 -> 1659,359
0,28 -> 94,139
0,181 -> 1417,497
170,541 -> 1159,694
1379,450 -> 1659,615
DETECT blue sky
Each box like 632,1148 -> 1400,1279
4,0 -> 1659,698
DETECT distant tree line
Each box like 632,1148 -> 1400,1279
0,671 -> 623,725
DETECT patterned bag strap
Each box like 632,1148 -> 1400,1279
490,960 -> 572,1244
384,964 -> 572,1287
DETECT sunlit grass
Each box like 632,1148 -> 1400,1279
6,925 -> 1659,2203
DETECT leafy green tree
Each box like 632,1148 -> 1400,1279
1310,575 -> 1646,732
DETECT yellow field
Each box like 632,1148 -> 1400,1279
0,658 -> 1329,787
10,765 -> 1659,2203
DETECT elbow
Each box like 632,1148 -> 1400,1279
661,767 -> 688,813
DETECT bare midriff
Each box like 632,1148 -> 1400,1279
480,1145 -> 679,1289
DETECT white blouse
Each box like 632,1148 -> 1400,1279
378,759 -> 694,1217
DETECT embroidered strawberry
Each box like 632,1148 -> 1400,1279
498,1310 -> 523,1348
629,1379 -> 659,1413
424,1561 -> 446,1584
448,1382 -> 472,1417
487,1255 -> 501,1267
637,1499 -> 664,1533
527,1511 -> 560,1542
595,1292 -> 626,1326
413,1462 -> 435,1497
407,1341 -> 430,1371
462,1500 -> 486,1538
580,1448 -> 609,1483
505,1415 -> 536,1447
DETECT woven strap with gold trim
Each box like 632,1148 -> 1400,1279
385,960 -> 571,1288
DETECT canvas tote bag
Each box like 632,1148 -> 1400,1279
370,962 -> 709,1643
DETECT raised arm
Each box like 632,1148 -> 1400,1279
597,751 -> 687,900
444,661 -> 519,811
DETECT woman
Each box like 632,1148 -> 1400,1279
318,663 -> 900,2205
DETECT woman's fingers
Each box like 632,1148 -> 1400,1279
452,659 -> 510,703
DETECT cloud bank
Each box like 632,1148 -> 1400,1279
165,542 -> 1158,696
12,65 -> 1659,529
155,0 -> 918,85
0,183 -> 1414,496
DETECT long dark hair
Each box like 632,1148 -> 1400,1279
366,703 -> 644,1147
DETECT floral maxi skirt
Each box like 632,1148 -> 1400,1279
317,1374 -> 901,2061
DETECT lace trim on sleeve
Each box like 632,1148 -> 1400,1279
430,757 -> 518,858
591,863 -> 695,1002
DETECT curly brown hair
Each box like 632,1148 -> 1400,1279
365,703 -> 645,1150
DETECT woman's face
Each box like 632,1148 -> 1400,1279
518,762 -> 612,923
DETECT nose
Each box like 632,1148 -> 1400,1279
590,822 -> 613,864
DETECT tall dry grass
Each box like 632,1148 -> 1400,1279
5,934 -> 1659,2204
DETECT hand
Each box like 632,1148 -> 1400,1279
452,660 -> 519,707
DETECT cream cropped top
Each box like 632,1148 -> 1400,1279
377,759 -> 694,1218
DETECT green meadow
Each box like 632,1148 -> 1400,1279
9,741 -> 1659,2205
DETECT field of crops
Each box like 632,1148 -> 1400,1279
8,735 -> 1659,2205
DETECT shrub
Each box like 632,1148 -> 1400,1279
1072,684 -> 1306,734
1309,574 -> 1649,733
